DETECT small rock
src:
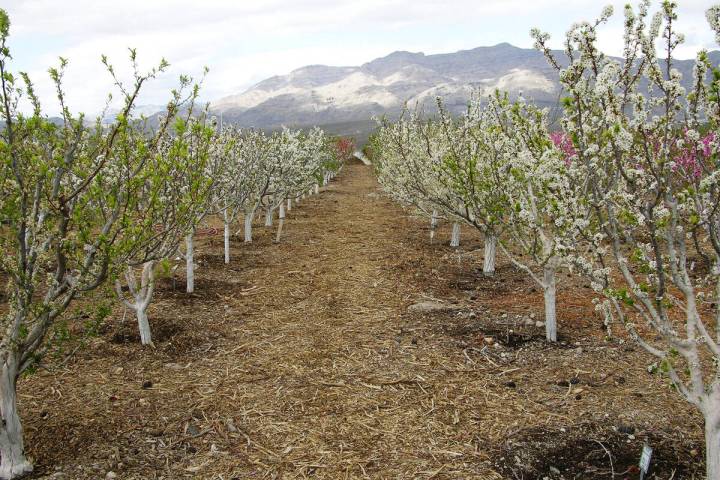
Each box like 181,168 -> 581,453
549,466 -> 561,475
142,380 -> 153,389
535,321 -> 545,328
407,301 -> 461,314
105,473 -> 117,480
530,313 -> 536,319
524,318 -> 534,326
691,449 -> 699,456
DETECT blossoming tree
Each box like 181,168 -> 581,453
534,1 -> 720,474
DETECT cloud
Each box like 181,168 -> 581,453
2,0 -> 717,115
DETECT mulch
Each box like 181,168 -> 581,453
8,161 -> 705,479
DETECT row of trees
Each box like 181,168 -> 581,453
372,2 -> 720,476
0,9 -> 343,477
116,125 -> 339,348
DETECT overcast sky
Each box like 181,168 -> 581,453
3,0 -> 718,116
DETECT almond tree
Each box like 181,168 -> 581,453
0,9 -> 205,475
114,117 -> 214,345
436,96 -> 510,271
483,93 -> 587,341
534,2 -> 720,474
179,116 -> 217,293
373,111 -> 471,249
207,126 -> 242,264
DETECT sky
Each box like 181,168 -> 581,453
2,0 -> 718,116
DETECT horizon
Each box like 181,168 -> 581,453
3,0 -> 717,116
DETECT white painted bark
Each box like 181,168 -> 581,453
275,203 -> 286,243
223,210 -> 231,264
705,409 -> 720,480
115,262 -> 156,346
265,205 -> 273,227
287,198 -> 292,211
244,210 -> 254,243
483,234 -> 497,276
314,184 -> 319,195
185,232 -> 194,293
430,210 -> 438,243
0,356 -> 32,480
450,222 -> 461,248
543,264 -> 557,342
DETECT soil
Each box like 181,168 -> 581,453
14,161 -> 705,479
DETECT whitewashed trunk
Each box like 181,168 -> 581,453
136,304 -> 152,346
265,205 -> 273,227
223,211 -> 231,264
483,234 -> 496,276
287,198 -> 292,211
115,262 -> 156,346
543,264 -> 557,342
450,222 -> 461,247
430,210 -> 439,243
705,408 -> 720,480
185,232 -> 194,293
244,211 -> 253,243
315,184 -> 319,195
0,357 -> 32,479
276,203 -> 286,243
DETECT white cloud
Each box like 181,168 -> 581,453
2,0 -> 717,115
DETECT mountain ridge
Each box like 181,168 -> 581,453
145,43 -> 720,139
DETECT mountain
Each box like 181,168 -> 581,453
210,43 -> 719,140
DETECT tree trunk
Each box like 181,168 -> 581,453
450,222 -> 461,247
315,184 -> 319,195
704,406 -> 720,480
264,205 -> 273,227
136,305 -> 152,346
186,232 -> 194,293
430,210 -> 438,243
543,264 -> 557,342
287,198 -> 292,212
483,234 -> 496,276
223,210 -> 231,264
244,211 -> 253,243
0,357 -> 32,479
276,203 -> 286,243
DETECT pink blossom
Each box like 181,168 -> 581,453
550,131 -> 577,166
673,131 -> 715,180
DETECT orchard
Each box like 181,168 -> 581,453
2,1 -> 720,479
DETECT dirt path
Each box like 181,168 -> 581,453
21,162 -> 703,479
